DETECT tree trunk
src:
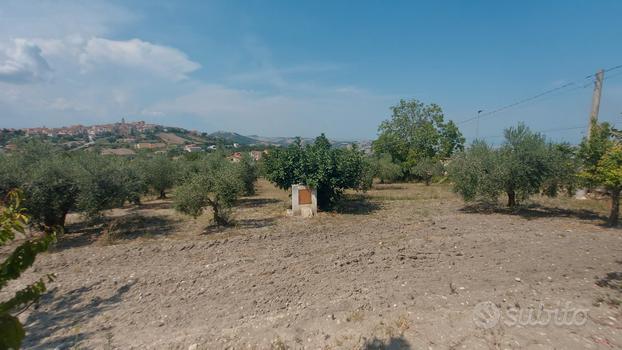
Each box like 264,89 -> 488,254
507,190 -> 516,207
158,190 -> 166,199
609,188 -> 620,227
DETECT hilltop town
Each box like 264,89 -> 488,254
0,120 -> 372,157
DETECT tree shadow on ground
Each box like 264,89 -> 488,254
363,336 -> 411,350
596,261 -> 622,292
372,184 -> 406,190
59,213 -> 179,250
23,280 -> 136,349
202,217 -> 277,235
128,200 -> 171,211
334,194 -> 382,215
237,197 -> 282,208
460,203 -> 608,223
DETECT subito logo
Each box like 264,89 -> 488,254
472,301 -> 501,329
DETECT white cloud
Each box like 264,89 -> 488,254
0,39 -> 52,83
79,38 -> 201,80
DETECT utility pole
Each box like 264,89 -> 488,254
587,69 -> 605,139
576,69 -> 605,200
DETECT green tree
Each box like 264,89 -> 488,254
0,143 -> 144,229
411,158 -> 445,186
542,143 -> 580,197
499,123 -> 551,206
448,140 -> 503,203
372,99 -> 465,179
579,122 -> 622,226
72,153 -> 130,219
449,123 -> 555,207
22,155 -> 79,228
236,153 -> 259,196
138,155 -> 177,199
264,134 -> 370,210
0,191 -> 56,349
370,154 -> 403,184
174,156 -> 243,226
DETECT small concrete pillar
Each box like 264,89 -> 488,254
290,184 -> 317,217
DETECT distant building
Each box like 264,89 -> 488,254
184,144 -> 203,153
250,150 -> 263,161
233,143 -> 240,148
227,152 -> 243,163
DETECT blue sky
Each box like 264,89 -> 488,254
0,1 -> 621,142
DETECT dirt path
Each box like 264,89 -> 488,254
4,182 -> 622,349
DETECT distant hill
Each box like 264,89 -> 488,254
208,131 -> 259,145
9,121 -> 367,150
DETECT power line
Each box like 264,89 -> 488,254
479,125 -> 587,141
455,64 -> 622,125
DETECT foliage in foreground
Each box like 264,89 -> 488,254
448,123 -> 579,207
263,134 -> 371,210
0,192 -> 56,349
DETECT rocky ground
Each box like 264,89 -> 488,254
3,181 -> 622,349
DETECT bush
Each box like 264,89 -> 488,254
263,134 -> 370,210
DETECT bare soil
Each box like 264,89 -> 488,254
3,180 -> 622,349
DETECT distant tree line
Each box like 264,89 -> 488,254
0,142 -> 259,229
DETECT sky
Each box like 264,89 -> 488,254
0,0 -> 621,142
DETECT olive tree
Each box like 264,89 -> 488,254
0,143 -> 144,229
411,158 -> 445,186
449,123 -> 556,207
369,154 -> 403,184
173,156 -> 243,226
236,153 -> 259,196
137,155 -> 177,199
263,134 -> 371,210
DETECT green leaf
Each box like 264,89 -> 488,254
0,314 -> 25,350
